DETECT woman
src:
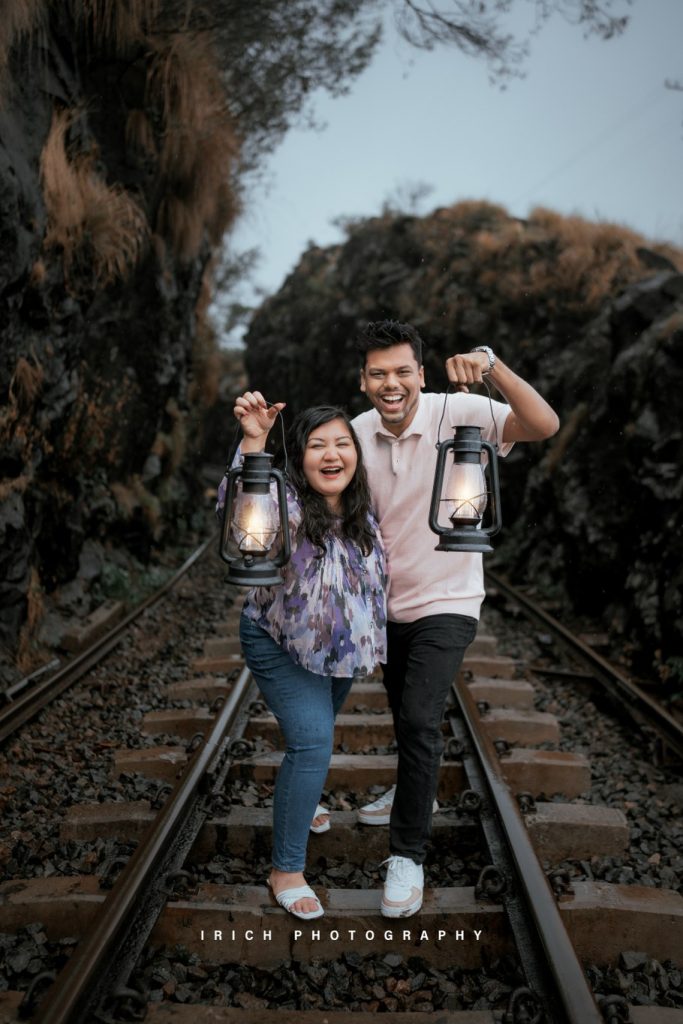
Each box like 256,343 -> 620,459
217,391 -> 386,919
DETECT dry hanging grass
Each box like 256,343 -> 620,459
0,0 -> 45,96
16,566 -> 46,674
0,353 -> 44,444
0,0 -> 43,62
189,261 -> 221,407
446,203 -> 683,315
147,32 -> 240,263
125,108 -> 158,162
40,108 -> 149,288
442,199 -> 510,234
149,397 -> 187,475
66,0 -> 161,53
113,475 -> 162,539
156,193 -> 202,265
10,354 -> 44,410
0,474 -> 31,503
522,207 -> 665,312
658,310 -> 683,339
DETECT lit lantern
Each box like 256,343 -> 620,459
219,452 -> 290,585
428,425 -> 502,553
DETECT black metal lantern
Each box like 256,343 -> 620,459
429,425 -> 502,553
219,452 -> 291,586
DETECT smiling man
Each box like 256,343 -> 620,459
351,319 -> 559,918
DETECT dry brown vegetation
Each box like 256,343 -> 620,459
528,206 -> 683,310
0,353 -> 44,445
0,357 -> 49,568
658,310 -> 683,339
148,32 -> 239,263
29,257 -> 46,285
125,108 -> 158,162
56,371 -> 138,471
8,354 -> 44,411
190,262 -> 222,408
0,474 -> 31,503
16,567 -> 46,673
40,108 -> 149,289
111,477 -> 163,539
148,397 -> 187,476
417,200 -> 683,316
65,0 -> 162,53
0,0 -> 44,89
7,4 -> 241,281
444,198 -> 512,233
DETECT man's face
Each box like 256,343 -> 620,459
360,342 -> 425,435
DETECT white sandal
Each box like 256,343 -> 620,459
267,880 -> 324,920
310,803 -> 330,834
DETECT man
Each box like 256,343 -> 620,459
350,320 -> 559,918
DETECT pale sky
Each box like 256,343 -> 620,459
217,0 -> 683,344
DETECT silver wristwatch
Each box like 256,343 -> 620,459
470,345 -> 496,374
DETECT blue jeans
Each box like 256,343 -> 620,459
239,614 -> 352,872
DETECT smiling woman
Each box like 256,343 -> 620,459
215,393 -> 387,920
302,419 -> 358,512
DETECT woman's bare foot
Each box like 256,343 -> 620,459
269,869 -> 319,915
312,809 -> 329,829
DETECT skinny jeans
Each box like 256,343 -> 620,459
381,613 -> 478,864
239,614 -> 352,873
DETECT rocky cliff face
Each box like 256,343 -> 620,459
244,202 -> 683,680
0,8 -> 236,679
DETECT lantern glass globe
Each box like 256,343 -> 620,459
232,489 -> 280,554
445,462 -> 488,526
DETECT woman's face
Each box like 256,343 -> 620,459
302,417 -> 358,511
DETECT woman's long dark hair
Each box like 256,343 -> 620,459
277,405 -> 376,557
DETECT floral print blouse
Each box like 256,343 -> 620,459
216,474 -> 387,678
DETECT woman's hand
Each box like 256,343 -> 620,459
234,391 -> 286,452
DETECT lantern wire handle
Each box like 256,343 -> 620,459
267,400 -> 288,476
435,377 -> 500,452
223,400 -> 288,475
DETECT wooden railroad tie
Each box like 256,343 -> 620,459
4,876 -> 680,971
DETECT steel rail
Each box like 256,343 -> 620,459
0,532 -> 217,746
37,663 -> 254,1024
451,675 -> 604,1024
485,568 -> 683,760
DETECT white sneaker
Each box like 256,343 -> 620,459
358,785 -> 397,825
358,785 -> 439,825
380,855 -> 424,917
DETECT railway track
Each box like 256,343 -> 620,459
485,569 -> 683,763
0,536 -> 217,747
1,550 -> 682,1023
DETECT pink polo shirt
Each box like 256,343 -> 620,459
352,391 -> 512,623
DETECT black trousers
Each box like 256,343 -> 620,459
381,613 -> 478,864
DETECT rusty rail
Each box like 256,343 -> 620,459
36,664 -> 254,1024
0,533 -> 216,746
485,568 -> 683,760
450,675 -> 604,1024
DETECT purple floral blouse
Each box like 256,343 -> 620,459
216,474 -> 387,678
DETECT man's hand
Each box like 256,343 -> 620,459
444,352 -> 489,393
443,354 -> 560,442
234,391 -> 286,449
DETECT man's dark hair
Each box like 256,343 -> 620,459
356,320 -> 424,367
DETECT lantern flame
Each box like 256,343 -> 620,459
444,463 -> 488,524
232,493 -> 279,554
